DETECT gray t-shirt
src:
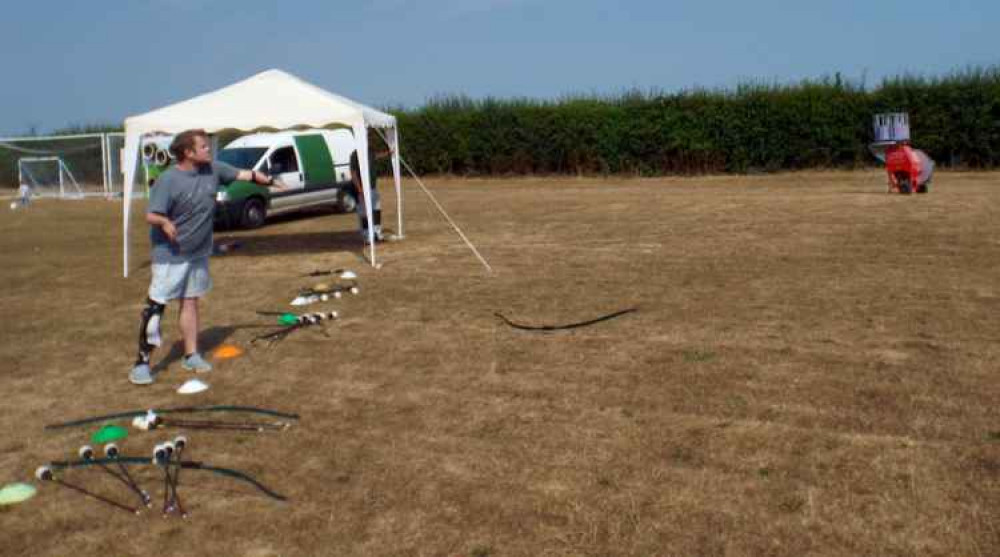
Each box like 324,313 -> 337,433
148,161 -> 238,263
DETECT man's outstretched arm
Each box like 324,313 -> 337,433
235,169 -> 288,191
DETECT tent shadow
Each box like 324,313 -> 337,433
215,205 -> 349,231
133,229 -> 361,271
266,206 -> 350,225
216,231 -> 363,257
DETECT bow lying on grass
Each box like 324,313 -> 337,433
45,406 -> 300,430
48,456 -> 288,501
495,307 -> 638,331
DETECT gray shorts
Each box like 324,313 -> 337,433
148,257 -> 212,303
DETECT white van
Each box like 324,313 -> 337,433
214,129 -> 358,228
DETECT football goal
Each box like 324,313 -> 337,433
17,156 -> 84,198
0,132 -> 127,199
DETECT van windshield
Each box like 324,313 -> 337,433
217,147 -> 267,170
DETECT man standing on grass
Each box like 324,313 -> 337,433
129,129 -> 285,385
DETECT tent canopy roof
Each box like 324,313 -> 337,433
124,69 -> 396,136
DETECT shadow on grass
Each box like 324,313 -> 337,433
133,230 -> 363,272
214,205 -> 351,231
214,230 -> 363,258
151,324 -> 269,374
128,209 -> 357,271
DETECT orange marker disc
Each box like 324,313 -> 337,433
213,344 -> 244,360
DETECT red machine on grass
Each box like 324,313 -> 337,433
870,113 -> 934,194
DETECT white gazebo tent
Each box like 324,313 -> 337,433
121,69 -> 403,277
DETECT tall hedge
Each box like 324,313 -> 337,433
4,67 -> 998,187
395,66 -> 1000,175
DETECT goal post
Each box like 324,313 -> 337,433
105,132 -> 127,198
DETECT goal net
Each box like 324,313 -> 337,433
0,133 -> 123,199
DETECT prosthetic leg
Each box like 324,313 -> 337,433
135,298 -> 165,367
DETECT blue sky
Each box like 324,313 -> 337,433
1,0 -> 996,135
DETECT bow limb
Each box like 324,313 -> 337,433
45,406 -> 299,430
183,463 -> 288,501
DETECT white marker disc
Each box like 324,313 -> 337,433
177,379 -> 209,395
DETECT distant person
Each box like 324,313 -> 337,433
17,182 -> 31,207
129,129 -> 286,385
349,135 -> 392,244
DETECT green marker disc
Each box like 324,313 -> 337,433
278,313 -> 298,326
91,424 -> 128,444
0,483 -> 37,505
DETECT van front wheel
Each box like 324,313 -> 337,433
335,188 -> 357,214
240,197 -> 267,229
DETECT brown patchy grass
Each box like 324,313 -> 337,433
0,170 -> 998,557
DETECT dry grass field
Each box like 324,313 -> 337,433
0,170 -> 997,557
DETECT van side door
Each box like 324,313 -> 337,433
267,145 -> 305,191
327,129 -> 356,184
